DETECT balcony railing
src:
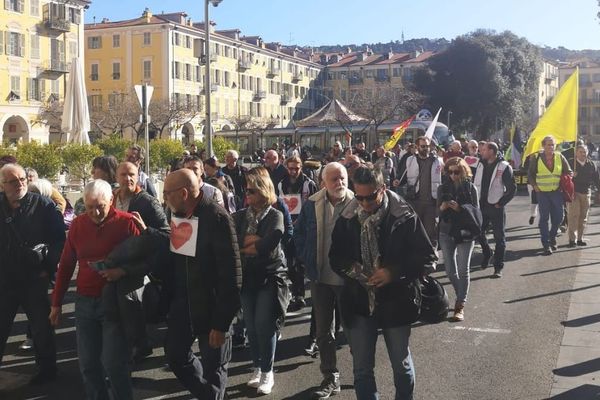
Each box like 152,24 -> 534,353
41,59 -> 69,74
202,84 -> 218,94
348,77 -> 363,85
253,90 -> 267,100
267,67 -> 280,77
45,18 -> 71,32
292,72 -> 303,82
238,59 -> 252,71
581,98 -> 600,105
200,53 -> 218,65
280,93 -> 290,104
375,75 -> 390,82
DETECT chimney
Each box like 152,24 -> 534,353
410,49 -> 421,59
142,7 -> 152,23
101,17 -> 110,24
386,48 -> 393,60
320,53 -> 329,65
347,47 -> 352,54
356,53 -> 366,62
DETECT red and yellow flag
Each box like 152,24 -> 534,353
384,115 -> 416,151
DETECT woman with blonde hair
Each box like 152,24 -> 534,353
232,170 -> 289,395
437,157 -> 479,321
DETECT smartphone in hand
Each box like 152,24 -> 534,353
89,260 -> 107,272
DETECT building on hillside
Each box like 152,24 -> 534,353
84,9 -> 323,144
559,61 -> 600,140
534,60 -> 559,118
0,0 -> 90,144
315,47 -> 435,106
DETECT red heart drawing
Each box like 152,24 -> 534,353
283,196 -> 299,211
170,221 -> 193,250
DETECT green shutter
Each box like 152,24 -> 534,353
0,30 -> 3,55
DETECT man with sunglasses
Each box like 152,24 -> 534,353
402,135 -> 443,245
294,162 -> 354,399
0,163 -> 66,385
278,156 -> 318,312
330,165 -> 437,400
474,142 -> 516,277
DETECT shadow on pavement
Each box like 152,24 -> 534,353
522,261 -> 600,277
547,384 -> 600,399
553,357 -> 600,377
562,313 -> 600,328
504,283 -> 600,304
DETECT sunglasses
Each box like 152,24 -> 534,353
355,189 -> 380,202
246,188 -> 258,195
448,170 -> 461,176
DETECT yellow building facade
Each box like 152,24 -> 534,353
318,49 -> 435,104
84,9 -> 322,143
0,0 -> 89,144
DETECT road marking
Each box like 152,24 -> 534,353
451,326 -> 511,334
144,391 -> 191,400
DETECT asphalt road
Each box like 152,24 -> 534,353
0,190 -> 592,400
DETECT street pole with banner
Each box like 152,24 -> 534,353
135,84 -> 154,175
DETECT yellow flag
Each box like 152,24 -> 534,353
522,68 -> 578,164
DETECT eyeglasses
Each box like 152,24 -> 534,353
163,186 -> 186,197
355,189 -> 380,202
246,188 -> 258,195
3,177 -> 27,186
448,169 -> 461,176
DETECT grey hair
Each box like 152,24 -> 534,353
226,149 -> 239,159
84,179 -> 113,202
28,178 -> 53,198
323,161 -> 348,180
0,163 -> 26,182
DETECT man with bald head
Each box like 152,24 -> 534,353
0,163 -> 65,384
294,162 -> 354,398
161,169 -> 241,400
264,149 -> 287,195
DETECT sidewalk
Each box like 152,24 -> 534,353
550,212 -> 600,399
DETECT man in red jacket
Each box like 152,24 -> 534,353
50,179 -> 140,400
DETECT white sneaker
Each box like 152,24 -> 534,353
257,370 -> 274,395
247,368 -> 261,388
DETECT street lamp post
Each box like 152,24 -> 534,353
204,0 -> 223,158
447,110 -> 452,130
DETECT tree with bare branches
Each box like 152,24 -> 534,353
148,97 -> 202,141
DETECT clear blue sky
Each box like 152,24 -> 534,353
86,0 -> 600,50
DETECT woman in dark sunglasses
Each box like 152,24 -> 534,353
437,157 -> 479,322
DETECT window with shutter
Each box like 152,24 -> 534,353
40,79 -> 45,100
18,0 -> 23,13
0,31 -> 3,55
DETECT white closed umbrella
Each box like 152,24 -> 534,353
62,58 -> 91,144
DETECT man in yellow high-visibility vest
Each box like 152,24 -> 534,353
527,135 -> 572,255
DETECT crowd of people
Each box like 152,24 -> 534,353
0,133 -> 598,400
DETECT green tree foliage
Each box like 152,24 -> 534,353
0,143 -> 16,158
196,136 -> 239,161
16,141 -> 63,178
149,139 -> 185,173
413,30 -> 542,138
94,134 -> 133,161
61,143 -> 103,184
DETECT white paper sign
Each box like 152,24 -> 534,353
170,216 -> 199,257
282,194 -> 302,215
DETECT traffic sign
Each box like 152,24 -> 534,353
134,84 -> 154,109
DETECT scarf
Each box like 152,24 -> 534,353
245,205 -> 272,235
357,192 -> 389,315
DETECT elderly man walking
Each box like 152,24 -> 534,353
50,180 -> 140,399
294,162 -> 354,399
0,163 -> 65,385
161,169 -> 241,400
528,135 -> 572,255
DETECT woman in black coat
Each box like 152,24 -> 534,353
233,171 -> 289,396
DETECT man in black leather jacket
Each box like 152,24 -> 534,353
0,163 -> 65,385
161,169 -> 241,400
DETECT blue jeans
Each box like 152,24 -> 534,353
537,191 -> 564,248
479,204 -> 507,269
75,294 -> 132,400
345,315 -> 414,400
241,282 -> 278,372
439,232 -> 473,304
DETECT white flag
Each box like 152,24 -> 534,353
424,107 -> 442,141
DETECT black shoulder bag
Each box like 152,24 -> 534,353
0,204 -> 48,269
